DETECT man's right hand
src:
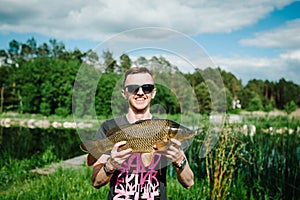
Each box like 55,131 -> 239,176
106,141 -> 132,170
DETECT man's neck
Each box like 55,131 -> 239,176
126,109 -> 152,123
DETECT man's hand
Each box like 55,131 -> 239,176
106,141 -> 132,170
156,138 -> 184,163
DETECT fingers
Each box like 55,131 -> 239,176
156,138 -> 183,163
112,141 -> 127,152
170,138 -> 181,149
109,141 -> 132,169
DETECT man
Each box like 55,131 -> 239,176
91,67 -> 194,199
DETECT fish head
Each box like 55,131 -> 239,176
168,124 -> 195,151
168,122 -> 195,142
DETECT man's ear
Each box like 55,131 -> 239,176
151,88 -> 157,99
122,89 -> 127,99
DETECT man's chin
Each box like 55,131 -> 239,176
132,102 -> 149,110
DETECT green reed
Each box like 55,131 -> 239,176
185,115 -> 300,200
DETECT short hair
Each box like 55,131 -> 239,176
123,67 -> 153,86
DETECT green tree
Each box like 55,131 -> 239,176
284,100 -> 297,115
27,37 -> 37,57
220,70 -> 242,99
8,39 -> 20,58
20,44 -> 31,60
49,39 -> 65,58
96,73 -> 121,117
264,102 -> 274,113
195,82 -> 211,114
118,54 -> 131,73
224,88 -> 233,113
103,50 -> 117,73
185,69 -> 204,90
37,43 -> 50,57
246,95 -> 263,111
275,78 -> 300,109
73,62 -> 101,117
134,56 -> 148,67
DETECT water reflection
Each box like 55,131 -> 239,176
0,126 -> 83,161
0,117 -> 96,129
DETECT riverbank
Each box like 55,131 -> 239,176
30,154 -> 88,175
0,112 -> 99,129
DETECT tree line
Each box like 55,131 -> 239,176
0,38 -> 299,117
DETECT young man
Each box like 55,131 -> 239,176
91,67 -> 194,199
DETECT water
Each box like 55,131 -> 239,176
0,126 -> 84,161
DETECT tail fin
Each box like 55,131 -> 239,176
80,138 -> 113,161
87,153 -> 98,166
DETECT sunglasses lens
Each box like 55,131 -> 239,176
141,84 -> 154,94
126,85 -> 139,93
125,84 -> 154,94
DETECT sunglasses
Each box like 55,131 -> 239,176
124,84 -> 154,94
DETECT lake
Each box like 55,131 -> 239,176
0,126 -> 84,162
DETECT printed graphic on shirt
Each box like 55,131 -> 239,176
113,153 -> 163,200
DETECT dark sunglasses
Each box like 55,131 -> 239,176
124,84 -> 154,94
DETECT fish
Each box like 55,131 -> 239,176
80,119 -> 195,167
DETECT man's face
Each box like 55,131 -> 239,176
122,73 -> 156,111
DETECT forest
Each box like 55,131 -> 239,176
0,37 -> 299,117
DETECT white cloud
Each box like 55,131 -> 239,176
280,50 -> 300,62
240,19 -> 300,50
214,54 -> 300,85
0,0 -> 293,40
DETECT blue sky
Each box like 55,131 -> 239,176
0,0 -> 299,85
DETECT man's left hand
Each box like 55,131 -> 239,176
156,138 -> 184,163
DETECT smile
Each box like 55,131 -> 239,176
135,97 -> 146,101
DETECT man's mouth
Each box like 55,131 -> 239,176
135,97 -> 146,101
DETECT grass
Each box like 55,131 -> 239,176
1,166 -> 109,200
1,164 -> 207,200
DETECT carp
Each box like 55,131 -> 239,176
80,119 -> 195,166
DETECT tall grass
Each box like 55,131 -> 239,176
186,115 -> 300,199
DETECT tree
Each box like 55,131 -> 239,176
220,70 -> 242,99
195,82 -> 211,114
275,78 -> 300,109
27,37 -> 37,57
185,69 -> 204,89
118,54 -> 131,73
134,56 -> 148,67
20,44 -> 32,60
49,39 -> 65,58
8,40 -> 20,58
102,50 -> 117,73
246,96 -> 263,111
284,100 -> 297,115
37,43 -> 50,57
245,79 -> 265,97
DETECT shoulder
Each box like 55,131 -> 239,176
98,115 -> 128,136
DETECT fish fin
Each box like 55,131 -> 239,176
81,138 -> 113,162
155,139 -> 170,151
141,153 -> 153,167
80,143 -> 88,152
87,153 -> 98,166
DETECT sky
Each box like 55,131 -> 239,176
0,0 -> 300,85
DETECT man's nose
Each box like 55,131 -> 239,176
136,87 -> 144,95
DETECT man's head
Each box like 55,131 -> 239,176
122,67 -> 156,112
